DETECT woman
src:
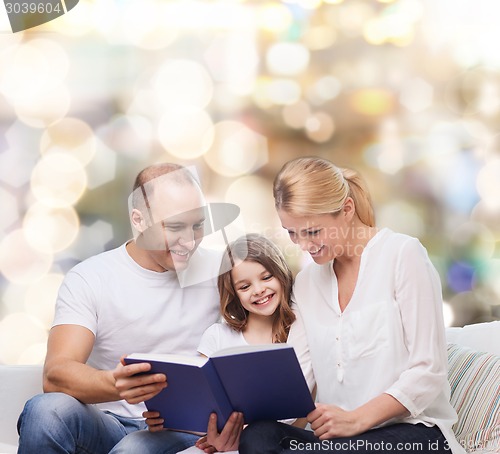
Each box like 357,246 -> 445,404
239,157 -> 464,454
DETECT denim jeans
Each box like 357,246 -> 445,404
17,393 -> 198,454
109,429 -> 199,454
239,421 -> 451,454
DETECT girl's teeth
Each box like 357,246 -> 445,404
256,295 -> 270,305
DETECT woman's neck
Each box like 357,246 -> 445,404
335,222 -> 377,267
243,313 -> 274,344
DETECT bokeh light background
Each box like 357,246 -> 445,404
1,0 -> 499,365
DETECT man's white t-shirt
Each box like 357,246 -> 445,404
53,242 -> 222,418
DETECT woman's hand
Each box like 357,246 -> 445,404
143,410 -> 165,433
307,403 -> 362,440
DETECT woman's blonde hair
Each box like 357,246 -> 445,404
217,233 -> 295,344
273,157 -> 375,227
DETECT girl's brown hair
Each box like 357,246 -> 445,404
273,157 -> 375,227
217,233 -> 295,343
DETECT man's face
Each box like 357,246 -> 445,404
139,182 -> 207,272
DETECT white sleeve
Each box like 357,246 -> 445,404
52,269 -> 99,335
197,323 -> 222,357
287,304 -> 316,394
385,238 -> 449,417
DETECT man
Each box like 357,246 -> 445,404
17,163 -> 239,453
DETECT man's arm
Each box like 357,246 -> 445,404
44,325 -> 168,405
43,325 -> 120,403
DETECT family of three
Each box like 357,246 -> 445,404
17,157 -> 465,454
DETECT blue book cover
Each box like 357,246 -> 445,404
125,344 -> 315,433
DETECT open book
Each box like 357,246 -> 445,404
124,343 -> 315,433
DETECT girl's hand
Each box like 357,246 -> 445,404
143,410 -> 165,432
205,412 -> 244,452
307,403 -> 362,440
195,435 -> 216,453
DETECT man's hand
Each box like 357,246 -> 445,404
143,410 -> 166,433
307,403 -> 362,440
112,357 -> 167,404
203,412 -> 244,452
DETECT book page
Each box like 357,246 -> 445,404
210,342 -> 291,358
127,352 -> 207,367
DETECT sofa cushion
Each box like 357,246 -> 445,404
447,343 -> 500,453
446,321 -> 500,356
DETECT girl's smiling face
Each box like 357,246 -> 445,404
231,260 -> 283,318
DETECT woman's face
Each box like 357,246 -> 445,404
278,201 -> 355,264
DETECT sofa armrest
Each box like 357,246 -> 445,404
0,365 -> 43,447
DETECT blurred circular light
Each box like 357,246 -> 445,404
158,108 -> 214,159
266,42 -> 310,76
0,187 -> 19,234
483,259 -> 500,300
303,26 -> 337,50
309,76 -> 341,105
18,343 -> 47,365
266,79 -> 302,105
305,112 -> 335,143
363,18 -> 386,45
476,158 -> 500,210
65,220 -> 114,261
338,2 -> 375,36
350,89 -> 394,116
447,261 -> 475,293
15,85 -> 71,128
442,301 -> 454,327
204,121 -> 268,177
257,3 -> 293,33
23,203 -> 80,254
400,78 -> 434,113
282,101 -> 311,129
377,201 -> 424,238
0,44 -> 48,101
153,59 -> 214,109
0,229 -> 52,285
0,39 -> 69,103
40,117 -> 96,166
31,153 -> 87,208
97,115 -> 154,161
449,222 -> 496,262
296,0 -> 322,9
120,0 -> 177,49
471,201 -> 500,239
225,176 -> 277,233
50,0 -> 93,36
25,273 -> 64,329
0,313 -> 47,364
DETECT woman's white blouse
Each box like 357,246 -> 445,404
287,228 -> 465,454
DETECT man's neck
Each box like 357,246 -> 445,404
125,240 -> 169,273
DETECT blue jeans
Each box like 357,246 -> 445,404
109,429 -> 199,454
17,393 -> 197,454
239,421 -> 451,454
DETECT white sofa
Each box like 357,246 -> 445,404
1,322 -> 499,454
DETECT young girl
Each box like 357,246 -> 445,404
145,233 -> 307,452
